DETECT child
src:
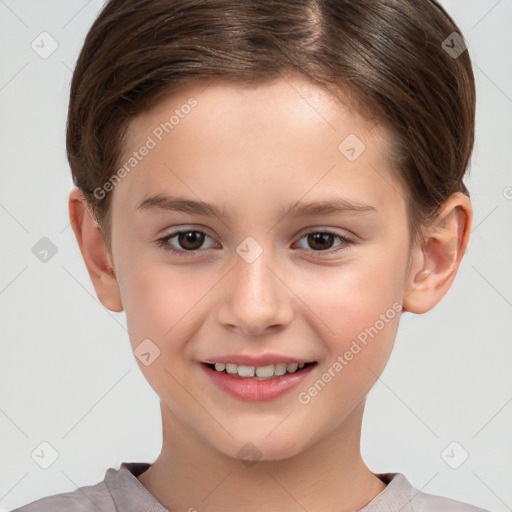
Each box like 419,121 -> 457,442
12,0 -> 493,510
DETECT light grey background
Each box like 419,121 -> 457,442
0,1 -> 511,510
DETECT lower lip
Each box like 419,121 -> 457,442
200,363 -> 316,402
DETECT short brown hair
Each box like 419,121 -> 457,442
66,0 -> 475,250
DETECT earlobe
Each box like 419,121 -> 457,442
68,187 -> 124,312
402,192 -> 472,314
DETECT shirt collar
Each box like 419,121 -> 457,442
105,462 -> 415,512
105,462 -> 169,511
357,472 -> 417,511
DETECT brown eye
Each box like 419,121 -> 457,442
176,231 -> 205,250
157,229 -> 217,255
295,230 -> 354,256
306,232 -> 336,251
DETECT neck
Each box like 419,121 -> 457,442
137,400 -> 386,512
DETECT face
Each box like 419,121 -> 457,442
106,73 -> 413,461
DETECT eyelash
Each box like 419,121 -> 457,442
156,229 -> 355,257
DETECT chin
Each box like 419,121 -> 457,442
219,433 -> 307,464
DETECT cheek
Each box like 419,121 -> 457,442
297,252 -> 405,337
290,247 -> 406,391
117,262 -> 209,399
294,266 -> 402,418
118,259 -> 216,356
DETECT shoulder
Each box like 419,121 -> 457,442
9,480 -> 115,512
412,487 -> 491,512
8,462 -> 155,512
363,473 -> 493,512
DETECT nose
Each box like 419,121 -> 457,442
215,248 -> 294,337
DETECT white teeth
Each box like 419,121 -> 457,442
287,363 -> 298,373
226,363 -> 238,374
255,364 -> 274,377
210,361 -> 310,378
274,363 -> 287,376
237,365 -> 255,377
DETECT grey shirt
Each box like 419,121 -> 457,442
11,462 -> 491,512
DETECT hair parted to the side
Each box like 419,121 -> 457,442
66,0 -> 475,251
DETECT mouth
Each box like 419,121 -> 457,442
200,360 -> 318,401
202,361 -> 317,380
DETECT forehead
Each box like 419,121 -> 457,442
114,73 -> 405,221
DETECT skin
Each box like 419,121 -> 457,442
69,72 -> 472,512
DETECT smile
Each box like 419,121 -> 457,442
205,362 -> 313,379
200,361 -> 317,401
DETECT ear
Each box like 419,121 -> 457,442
68,187 -> 124,312
403,192 -> 472,314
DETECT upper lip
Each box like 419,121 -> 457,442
202,353 -> 316,367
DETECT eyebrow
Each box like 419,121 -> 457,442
136,193 -> 378,220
